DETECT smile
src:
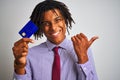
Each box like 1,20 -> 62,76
52,30 -> 61,37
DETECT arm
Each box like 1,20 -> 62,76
76,48 -> 98,80
12,38 -> 33,80
13,59 -> 32,80
71,33 -> 98,80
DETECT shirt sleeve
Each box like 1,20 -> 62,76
76,48 -> 98,80
13,72 -> 28,80
13,58 -> 32,80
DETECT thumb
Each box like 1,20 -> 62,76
89,36 -> 99,47
21,38 -> 34,44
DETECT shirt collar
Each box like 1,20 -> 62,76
46,37 -> 70,51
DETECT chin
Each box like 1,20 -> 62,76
49,38 -> 62,45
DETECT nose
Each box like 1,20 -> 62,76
50,22 -> 57,31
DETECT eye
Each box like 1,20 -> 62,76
42,21 -> 51,26
55,17 -> 63,23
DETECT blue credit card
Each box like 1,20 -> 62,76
19,20 -> 38,38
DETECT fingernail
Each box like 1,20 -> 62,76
31,40 -> 34,43
95,36 -> 99,39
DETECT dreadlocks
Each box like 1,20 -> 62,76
30,0 -> 75,39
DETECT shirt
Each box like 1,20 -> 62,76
14,38 -> 98,80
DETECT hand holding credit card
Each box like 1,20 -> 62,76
19,20 -> 38,38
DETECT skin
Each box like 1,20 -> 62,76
12,9 -> 98,74
71,33 -> 98,64
42,9 -> 66,45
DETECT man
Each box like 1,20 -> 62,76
12,0 -> 98,80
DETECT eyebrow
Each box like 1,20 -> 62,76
42,15 -> 62,22
55,16 -> 62,19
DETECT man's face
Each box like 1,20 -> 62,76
42,9 -> 66,45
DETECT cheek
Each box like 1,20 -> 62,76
43,27 -> 49,33
59,21 -> 66,31
62,23 -> 66,33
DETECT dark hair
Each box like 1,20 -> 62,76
30,0 -> 75,39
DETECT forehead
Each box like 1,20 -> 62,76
42,9 -> 63,20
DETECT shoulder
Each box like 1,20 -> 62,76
30,42 -> 46,50
28,42 -> 48,55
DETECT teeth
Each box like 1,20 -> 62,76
52,31 -> 59,36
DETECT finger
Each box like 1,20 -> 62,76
71,36 -> 75,44
76,34 -> 82,40
22,47 -> 28,53
14,51 -> 28,60
71,36 -> 77,46
12,47 -> 17,56
20,38 -> 34,43
12,45 -> 28,57
13,42 -> 28,55
80,33 -> 88,41
18,42 -> 29,49
74,35 -> 81,44
14,38 -> 34,47
89,36 -> 99,47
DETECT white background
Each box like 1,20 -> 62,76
0,0 -> 120,80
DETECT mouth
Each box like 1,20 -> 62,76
51,30 -> 61,37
